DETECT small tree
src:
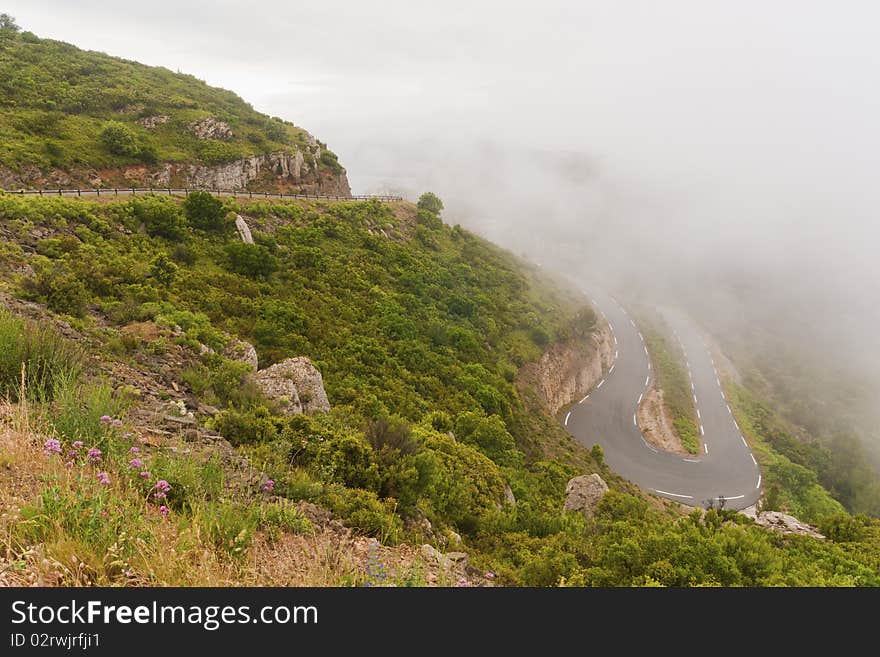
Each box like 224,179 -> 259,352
150,254 -> 179,287
100,121 -> 140,157
417,192 -> 444,215
0,14 -> 20,37
183,191 -> 227,231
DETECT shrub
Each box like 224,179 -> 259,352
211,406 -> 280,446
130,196 -> 186,240
21,260 -> 90,317
224,242 -> 276,279
183,191 -> 228,231
149,254 -> 178,287
99,121 -> 140,157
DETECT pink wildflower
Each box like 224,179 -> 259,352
128,446 -> 140,454
72,440 -> 84,449
140,471 -> 151,478
154,480 -> 171,500
96,472 -> 111,485
261,479 -> 275,493
42,438 -> 62,456
128,458 -> 143,470
87,448 -> 102,463
99,415 -> 112,424
64,460 -> 74,468
159,505 -> 169,516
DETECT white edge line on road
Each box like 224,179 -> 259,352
704,443 -> 709,454
693,394 -> 698,405
700,424 -> 705,436
716,377 -> 721,387
637,393 -> 643,404
740,435 -> 748,447
597,379 -> 605,388
756,474 -> 762,489
614,336 -> 618,346
723,494 -> 746,501
683,458 -> 700,463
633,413 -> 637,426
648,362 -> 652,371
645,375 -> 650,386
691,382 -> 695,392
609,364 -> 615,374
750,454 -> 757,466
696,409 -> 701,420
644,346 -> 649,356
727,404 -> 732,414
579,394 -> 590,404
564,411 -> 571,426
652,489 -> 693,500
638,332 -> 644,341
630,319 -> 636,327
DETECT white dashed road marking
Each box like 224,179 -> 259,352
684,458 -> 700,463
637,393 -> 643,404
609,365 -> 615,374
700,424 -> 705,436
645,375 -> 650,386
756,474 -> 762,489
704,443 -> 709,454
652,489 -> 694,500
564,411 -> 571,426
696,409 -> 701,420
750,454 -> 757,466
597,379 -> 605,388
579,394 -> 590,404
740,435 -> 748,447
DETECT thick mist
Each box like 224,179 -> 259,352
8,1 -> 880,449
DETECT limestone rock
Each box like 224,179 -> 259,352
223,337 -> 258,371
253,357 -> 330,415
504,484 -> 517,506
753,511 -> 825,539
191,117 -> 233,140
138,115 -> 169,129
516,319 -> 614,415
234,214 -> 254,244
563,473 -> 609,517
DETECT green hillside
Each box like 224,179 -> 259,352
1,191 -> 880,586
0,16 -> 343,188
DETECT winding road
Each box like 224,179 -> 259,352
563,290 -> 761,510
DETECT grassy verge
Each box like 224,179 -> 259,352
724,380 -> 846,523
639,318 -> 700,454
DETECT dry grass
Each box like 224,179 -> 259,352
0,402 -> 465,587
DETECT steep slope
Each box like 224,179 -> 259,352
0,20 -> 350,194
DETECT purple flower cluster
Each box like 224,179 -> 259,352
42,439 -> 62,456
154,480 -> 171,501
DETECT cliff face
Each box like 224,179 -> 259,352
517,321 -> 614,415
0,148 -> 351,196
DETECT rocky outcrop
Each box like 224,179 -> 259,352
191,117 -> 233,140
637,387 -> 690,455
223,337 -> 258,371
234,214 -> 254,244
517,320 -> 614,414
742,509 -> 825,539
138,115 -> 169,129
563,473 -> 609,517
253,357 -> 330,415
0,150 -> 351,197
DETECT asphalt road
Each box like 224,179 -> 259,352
564,290 -> 762,510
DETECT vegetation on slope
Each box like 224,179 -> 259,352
2,192 -> 880,586
0,15 -> 339,177
638,315 -> 700,454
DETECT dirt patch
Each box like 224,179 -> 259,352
637,387 -> 692,456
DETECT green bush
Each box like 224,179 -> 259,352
211,406 -> 281,446
99,121 -> 140,157
130,196 -> 186,240
224,242 -> 276,279
183,191 -> 228,231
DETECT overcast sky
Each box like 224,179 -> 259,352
7,1 -> 880,430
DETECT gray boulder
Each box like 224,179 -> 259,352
223,337 -> 258,371
563,473 -> 609,517
253,357 -> 330,415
